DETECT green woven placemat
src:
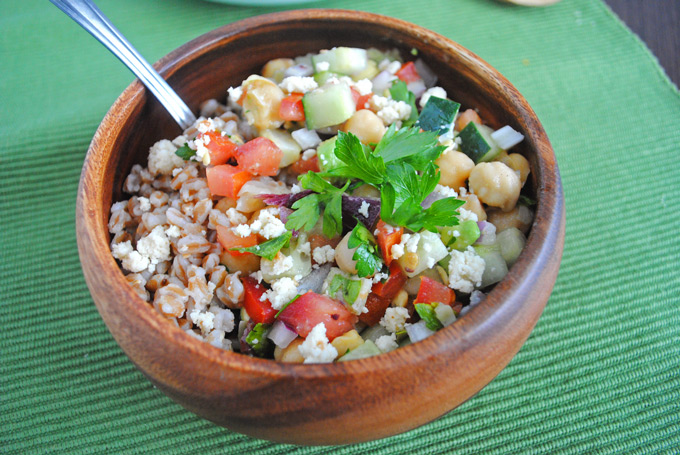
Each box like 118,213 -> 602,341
2,0 -> 678,453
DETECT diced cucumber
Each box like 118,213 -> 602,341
302,82 -> 356,130
473,244 -> 508,288
366,47 -> 401,64
338,339 -> 381,361
311,47 -> 368,76
497,227 -> 526,267
261,236 -> 311,283
398,230 -> 448,278
434,303 -> 457,327
313,71 -> 341,85
316,136 -> 343,172
416,96 -> 460,135
440,220 -> 481,251
259,129 -> 302,168
459,122 -> 502,163
360,324 -> 389,343
351,59 -> 379,81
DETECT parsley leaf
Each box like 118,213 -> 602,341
408,197 -> 465,232
244,322 -> 272,357
414,303 -> 444,331
373,124 -> 446,171
389,80 -> 418,127
285,173 -> 349,238
175,143 -> 195,160
286,194 -> 322,232
329,131 -> 385,185
229,231 -> 292,260
347,222 -> 381,277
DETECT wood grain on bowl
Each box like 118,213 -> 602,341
76,9 -> 564,445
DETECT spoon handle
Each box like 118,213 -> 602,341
50,0 -> 197,130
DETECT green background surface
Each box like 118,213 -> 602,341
2,0 -> 679,453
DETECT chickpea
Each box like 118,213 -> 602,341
274,337 -> 305,363
351,183 -> 380,199
468,162 -> 521,212
342,110 -> 386,145
498,152 -> 530,188
458,192 -> 487,221
335,232 -> 359,275
261,58 -> 294,83
455,108 -> 481,131
241,75 -> 285,130
214,197 -> 237,213
330,330 -> 364,357
435,150 -> 475,190
487,205 -> 534,235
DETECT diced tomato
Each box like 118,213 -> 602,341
279,93 -> 305,121
376,220 -> 403,265
216,225 -> 258,257
372,261 -> 407,301
359,262 -> 407,326
236,137 -> 282,176
395,61 -> 422,84
289,155 -> 320,174
350,88 -> 373,111
277,291 -> 357,341
206,165 -> 253,199
358,293 -> 390,326
200,131 -> 237,165
242,276 -> 277,324
414,276 -> 455,306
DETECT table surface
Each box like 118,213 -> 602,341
604,0 -> 680,86
2,1 -> 679,454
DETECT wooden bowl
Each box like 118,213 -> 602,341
76,9 -> 565,445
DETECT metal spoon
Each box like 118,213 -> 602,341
49,0 -> 197,130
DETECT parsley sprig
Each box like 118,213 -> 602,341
285,173 -> 350,238
230,232 -> 292,260
347,223 -> 382,277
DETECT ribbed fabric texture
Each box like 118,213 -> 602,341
2,0 -> 678,453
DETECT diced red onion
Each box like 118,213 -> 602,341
414,58 -> 438,88
278,206 -> 293,224
296,264 -> 332,295
371,70 -> 397,94
406,320 -> 436,343
267,320 -> 298,349
421,191 -> 446,209
491,125 -> 524,150
476,221 -> 497,245
284,63 -> 313,78
291,128 -> 321,150
407,79 -> 427,98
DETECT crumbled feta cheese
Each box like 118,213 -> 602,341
351,278 -> 373,315
137,197 -> 151,212
290,183 -> 302,194
123,250 -> 150,273
379,307 -> 410,333
232,223 -> 252,238
405,233 -> 421,253
264,277 -> 299,310
190,309 -> 215,335
298,241 -> 311,256
164,225 -> 180,239
248,207 -> 286,239
448,247 -> 485,293
370,95 -> 412,126
111,240 -> 133,260
301,149 -> 317,160
147,139 -> 185,176
391,241 -> 406,260
193,134 -> 212,166
312,245 -> 335,265
353,78 -> 373,96
225,208 -> 248,226
227,85 -> 243,106
267,252 -> 294,276
358,201 -> 370,218
298,323 -> 338,364
458,207 -> 479,223
378,59 -> 402,74
372,272 -> 389,283
279,76 -> 318,94
136,226 -> 172,270
419,86 -> 447,108
250,270 -> 263,283
433,184 -> 458,198
315,61 -> 330,72
210,307 -> 235,333
375,333 -> 399,353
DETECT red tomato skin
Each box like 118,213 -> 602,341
372,261 -> 407,300
215,225 -> 258,257
376,220 -> 403,265
206,165 -> 253,199
350,88 -> 372,110
277,291 -> 357,340
201,131 -> 237,165
242,277 -> 277,324
279,93 -> 305,121
395,61 -> 422,83
236,137 -> 282,176
358,293 -> 390,326
414,276 -> 455,306
289,155 -> 320,174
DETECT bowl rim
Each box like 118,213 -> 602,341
78,9 -> 564,381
